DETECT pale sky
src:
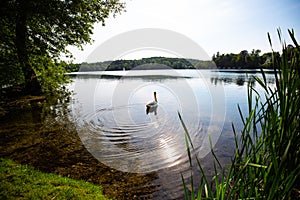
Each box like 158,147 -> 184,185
68,0 -> 300,63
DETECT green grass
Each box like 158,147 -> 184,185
181,29 -> 300,199
0,158 -> 110,200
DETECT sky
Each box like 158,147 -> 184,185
67,0 -> 300,63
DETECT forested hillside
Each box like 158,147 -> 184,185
66,49 -> 282,72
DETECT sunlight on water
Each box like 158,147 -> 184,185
75,78 -> 207,173
69,69 -> 275,199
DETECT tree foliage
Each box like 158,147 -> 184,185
68,52 -> 281,72
212,49 -> 280,69
0,0 -> 125,94
70,57 -> 216,72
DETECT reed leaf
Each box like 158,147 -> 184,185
181,29 -> 300,199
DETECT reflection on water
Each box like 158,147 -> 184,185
210,71 -> 275,86
0,69 -> 276,200
0,90 -> 160,199
72,70 -> 225,174
68,69 -> 275,199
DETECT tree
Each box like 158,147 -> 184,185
0,0 -> 125,95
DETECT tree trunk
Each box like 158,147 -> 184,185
15,1 -> 42,95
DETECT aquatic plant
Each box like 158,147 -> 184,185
181,29 -> 300,199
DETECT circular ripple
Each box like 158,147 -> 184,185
73,69 -> 225,173
78,102 -> 202,173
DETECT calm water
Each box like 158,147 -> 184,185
69,69 -> 275,199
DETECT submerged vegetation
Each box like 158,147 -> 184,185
0,104 -> 159,199
181,30 -> 300,199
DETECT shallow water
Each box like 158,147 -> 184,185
68,69 -> 275,199
0,68 -> 275,199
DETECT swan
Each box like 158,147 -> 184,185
146,105 -> 157,115
146,92 -> 158,107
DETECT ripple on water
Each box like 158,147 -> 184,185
77,103 -> 204,174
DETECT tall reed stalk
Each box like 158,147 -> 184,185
181,29 -> 300,199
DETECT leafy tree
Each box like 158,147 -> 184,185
32,55 -> 71,95
248,49 -> 262,68
212,50 -> 276,69
71,57 -> 218,71
0,0 -> 125,95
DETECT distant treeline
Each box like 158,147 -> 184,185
66,57 -> 216,72
213,49 -> 281,69
65,49 -> 287,72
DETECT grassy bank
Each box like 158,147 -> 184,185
0,158 -> 110,200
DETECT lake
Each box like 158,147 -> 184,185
68,69 -> 275,199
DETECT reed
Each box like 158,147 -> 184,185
181,29 -> 300,199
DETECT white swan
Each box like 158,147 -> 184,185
146,92 -> 158,107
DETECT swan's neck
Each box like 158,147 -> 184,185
154,93 -> 157,102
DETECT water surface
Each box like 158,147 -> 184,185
69,69 -> 275,199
